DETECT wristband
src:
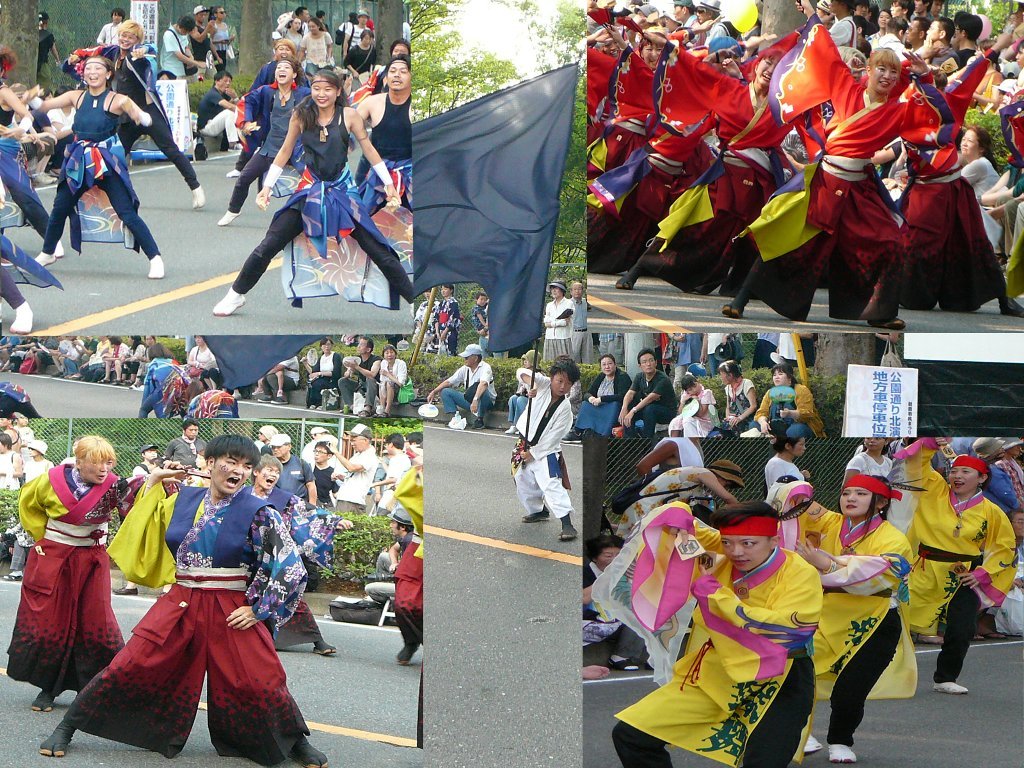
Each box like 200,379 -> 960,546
138,111 -> 153,127
372,161 -> 392,187
262,163 -> 284,190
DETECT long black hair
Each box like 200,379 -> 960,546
294,67 -> 346,133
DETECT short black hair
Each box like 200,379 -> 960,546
182,418 -> 200,431
406,431 -> 423,445
710,500 -> 778,530
390,38 -> 410,55
204,434 -> 260,464
637,347 -> 657,364
599,353 -> 618,366
295,5 -> 308,14
585,533 -> 624,560
359,335 -> 374,351
679,373 -> 698,390
935,15 -> 955,42
386,433 -> 406,449
718,360 -> 742,378
177,15 -> 197,31
549,356 -> 581,384
770,363 -> 796,384
215,70 -> 233,80
769,420 -> 803,453
954,11 -> 982,40
112,7 -> 127,17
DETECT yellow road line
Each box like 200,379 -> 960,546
588,293 -> 692,333
35,258 -> 283,335
195,703 -> 417,748
426,524 -> 583,566
0,669 -> 415,749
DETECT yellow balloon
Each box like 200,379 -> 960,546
722,0 -> 758,33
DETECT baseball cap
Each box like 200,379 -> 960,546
269,434 -> 292,447
140,443 -> 159,453
309,427 -> 329,436
459,343 -> 486,358
349,424 -> 373,439
193,5 -> 209,14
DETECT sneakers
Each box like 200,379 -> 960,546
253,391 -> 271,402
213,289 -> 246,317
827,744 -> 857,763
53,241 -> 64,259
804,734 -> 823,754
271,392 -> 287,404
147,255 -> 165,279
112,587 -> 138,596
562,430 -> 583,444
469,416 -> 485,429
396,642 -> 420,665
217,211 -> 239,227
36,251 -> 56,267
3,571 -> 22,581
447,414 -> 466,430
225,169 -> 241,178
10,302 -> 32,334
504,425 -> 519,435
522,510 -> 550,523
191,186 -> 206,209
933,681 -> 969,694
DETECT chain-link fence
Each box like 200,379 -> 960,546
21,416 -> 404,477
598,437 -> 864,511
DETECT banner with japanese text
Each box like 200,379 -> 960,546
843,365 -> 919,437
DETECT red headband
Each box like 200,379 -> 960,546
843,474 -> 902,501
952,455 -> 989,475
719,517 -> 779,537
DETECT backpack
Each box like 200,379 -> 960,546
18,356 -> 37,375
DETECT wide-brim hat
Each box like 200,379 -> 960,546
707,459 -> 744,488
697,0 -> 720,12
972,436 -> 1004,460
27,440 -> 48,455
548,280 -> 568,293
389,505 -> 412,525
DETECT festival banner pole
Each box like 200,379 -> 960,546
410,287 -> 438,369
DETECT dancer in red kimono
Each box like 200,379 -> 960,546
615,22 -> 817,296
725,6 -> 931,328
900,55 -> 1024,316
6,437 -> 136,712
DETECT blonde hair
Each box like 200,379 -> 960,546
74,436 -> 117,464
274,38 -> 299,56
867,47 -> 900,71
117,20 -> 145,41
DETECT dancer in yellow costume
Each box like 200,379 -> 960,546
796,474 -> 916,764
611,501 -> 821,768
893,437 -> 1017,695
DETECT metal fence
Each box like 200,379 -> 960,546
598,437 -> 864,511
21,416 -> 387,477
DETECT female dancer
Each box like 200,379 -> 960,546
796,474 -> 916,764
615,24 -> 811,295
35,56 -> 165,279
726,7 -> 931,328
892,437 -> 1016,695
213,68 -> 414,316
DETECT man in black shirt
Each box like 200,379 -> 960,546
37,13 -> 60,89
189,6 -> 219,77
340,336 -> 382,416
619,348 -> 678,438
950,11 -> 982,69
197,71 -> 239,149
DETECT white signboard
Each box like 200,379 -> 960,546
154,80 -> 192,154
842,364 -> 919,437
131,1 -> 160,46
904,333 -> 1024,364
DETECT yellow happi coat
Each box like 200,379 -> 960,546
904,443 -> 1018,634
616,548 -> 822,767
802,505 -> 917,699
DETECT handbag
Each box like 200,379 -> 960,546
171,28 -> 198,76
880,340 -> 903,368
397,379 -> 415,405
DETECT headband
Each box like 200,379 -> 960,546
843,474 -> 902,501
952,455 -> 989,475
718,516 -> 778,537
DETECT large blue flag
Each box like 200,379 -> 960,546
412,64 -> 579,352
203,335 -> 321,389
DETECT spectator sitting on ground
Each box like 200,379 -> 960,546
306,338 -> 342,411
753,362 -> 825,439
51,336 -> 84,378
378,343 -> 408,417
186,335 -> 222,390
718,361 -> 758,436
584,534 -> 650,671
506,350 -> 540,436
426,343 -> 496,430
571,353 -> 632,440
137,343 -> 178,417
619,347 -> 678,438
253,356 -> 301,403
196,70 -> 240,150
69,337 -> 108,382
673,373 -> 718,439
365,506 -> 417,605
332,423 -> 380,513
164,418 -> 207,469
340,336 -> 382,416
369,433 -> 412,511
100,336 -> 131,384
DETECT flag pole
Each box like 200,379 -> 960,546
410,287 -> 438,369
523,276 -> 553,443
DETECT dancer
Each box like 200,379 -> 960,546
213,67 -> 414,316
35,55 -> 166,279
250,454 -> 353,656
607,500 -> 822,768
1,234 -> 62,334
39,435 -> 328,767
62,19 -> 205,209
796,474 -> 916,763
355,55 -> 411,209
893,437 -> 1016,694
5,436 -> 136,713
615,24 -> 811,295
726,7 -> 932,328
217,56 -> 309,226
513,356 -> 581,542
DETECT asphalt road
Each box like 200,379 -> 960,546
5,152 -> 410,336
0,581 -> 421,767
586,272 -> 1024,334
583,640 -> 1023,767
423,423 -> 584,768
3,371 -> 332,418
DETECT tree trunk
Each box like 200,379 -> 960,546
240,0 -> 272,79
376,0 -> 406,62
814,333 -> 876,378
760,0 -> 805,39
582,436 -> 608,542
2,0 -> 40,88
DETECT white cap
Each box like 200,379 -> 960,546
269,434 -> 292,447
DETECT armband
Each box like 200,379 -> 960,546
372,161 -> 392,187
262,163 -> 284,190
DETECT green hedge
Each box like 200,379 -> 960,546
187,74 -> 255,109
965,108 -> 1008,173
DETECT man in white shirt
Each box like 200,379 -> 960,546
300,426 -> 340,469
160,16 -> 204,80
253,357 -> 301,404
515,358 -> 581,541
97,7 -> 126,47
333,424 -> 381,514
674,0 -> 697,29
427,343 -> 496,430
370,433 -> 412,511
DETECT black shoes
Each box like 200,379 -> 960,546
396,642 -> 420,665
289,735 -> 328,768
39,722 -> 76,757
522,510 -> 551,523
31,690 -> 54,712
